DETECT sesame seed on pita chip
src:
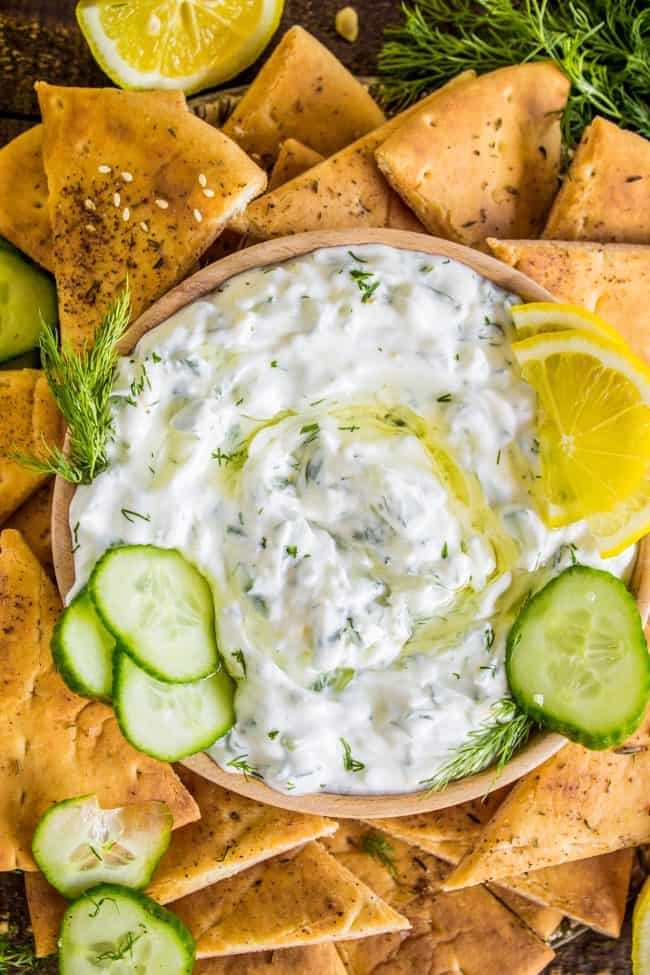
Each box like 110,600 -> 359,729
375,63 -> 569,251
543,117 -> 650,244
36,83 -> 266,351
487,238 -> 650,363
0,529 -> 199,873
0,370 -> 62,522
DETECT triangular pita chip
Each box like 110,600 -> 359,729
25,765 -> 337,957
0,125 -> 52,269
444,712 -> 650,890
222,26 -> 384,165
244,73 -> 480,239
269,139 -> 324,192
487,238 -> 650,363
488,887 -> 562,941
375,63 -> 569,251
324,822 -> 554,975
0,529 -> 199,870
195,944 -> 347,975
2,479 -> 54,574
148,764 -> 337,902
543,117 -> 650,243
36,83 -> 266,350
371,796 -> 632,937
172,841 -> 408,958
0,370 -> 62,522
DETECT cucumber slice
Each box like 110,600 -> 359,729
32,795 -> 172,899
51,588 -> 116,701
114,652 -> 235,762
90,545 -> 219,683
506,566 -> 650,749
0,245 -> 57,363
59,883 -> 195,974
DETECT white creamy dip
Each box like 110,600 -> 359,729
70,245 -> 635,794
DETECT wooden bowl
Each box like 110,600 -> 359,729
52,229 -> 648,818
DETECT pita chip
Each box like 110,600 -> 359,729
195,945 -> 347,975
445,711 -> 650,891
172,841 -> 408,958
269,139 -> 324,192
36,83 -> 266,350
245,72 -> 476,239
2,479 -> 54,574
375,63 -> 569,251
543,117 -> 650,243
222,27 -> 384,165
0,125 -> 52,270
325,822 -> 554,975
0,370 -> 62,522
0,529 -> 199,871
372,797 -> 632,937
487,238 -> 650,363
24,872 -> 66,957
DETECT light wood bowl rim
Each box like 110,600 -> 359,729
51,228 -> 649,818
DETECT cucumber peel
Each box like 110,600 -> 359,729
32,795 -> 172,899
506,565 -> 650,749
51,588 -> 116,701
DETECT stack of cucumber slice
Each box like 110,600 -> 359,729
53,545 -> 235,762
32,794 -> 195,973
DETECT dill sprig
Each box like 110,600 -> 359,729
15,287 -> 131,484
359,832 -> 399,880
377,0 -> 650,146
0,927 -> 46,972
420,697 -> 536,792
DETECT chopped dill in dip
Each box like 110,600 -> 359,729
69,245 -> 635,795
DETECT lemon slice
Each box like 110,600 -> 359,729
76,0 -> 285,94
512,329 -> 650,546
634,877 -> 650,974
511,302 -> 625,345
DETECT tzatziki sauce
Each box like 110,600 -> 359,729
70,245 -> 635,794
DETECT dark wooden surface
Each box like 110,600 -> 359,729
0,1 -> 635,971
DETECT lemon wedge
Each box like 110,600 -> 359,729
512,328 -> 650,550
634,877 -> 650,974
76,0 -> 285,94
511,302 -> 625,345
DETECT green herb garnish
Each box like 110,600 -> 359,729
377,0 -> 650,146
420,697 -> 536,792
15,286 -> 131,484
359,832 -> 399,880
0,926 -> 47,972
350,268 -> 381,303
341,737 -> 365,772
226,754 -> 264,781
120,508 -> 151,524
311,667 -> 355,693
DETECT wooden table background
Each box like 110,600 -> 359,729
0,1 -> 637,971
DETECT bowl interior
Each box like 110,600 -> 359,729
51,228 -> 647,817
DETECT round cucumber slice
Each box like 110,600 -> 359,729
114,652 -> 235,762
89,545 -> 219,683
506,565 -> 650,749
0,245 -> 57,364
51,588 -> 116,701
32,795 -> 172,899
59,883 -> 195,974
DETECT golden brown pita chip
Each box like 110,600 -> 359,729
0,370 -> 62,522
24,872 -> 66,957
245,72 -> 476,239
2,479 -> 54,574
487,238 -> 650,363
445,714 -> 650,890
269,140 -> 325,192
222,27 -> 384,166
0,529 -> 199,870
375,63 -> 569,251
325,823 -> 554,975
195,945 -> 347,975
172,841 -> 408,958
148,764 -> 337,903
36,83 -> 266,350
0,125 -> 52,270
543,117 -> 650,243
489,887 -> 562,941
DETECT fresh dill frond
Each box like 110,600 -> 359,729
341,737 -> 366,772
15,287 -> 131,484
0,927 -> 46,972
359,832 -> 399,880
377,0 -> 650,146
420,697 -> 536,792
226,754 -> 264,781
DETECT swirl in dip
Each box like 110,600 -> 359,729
70,245 -> 635,795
